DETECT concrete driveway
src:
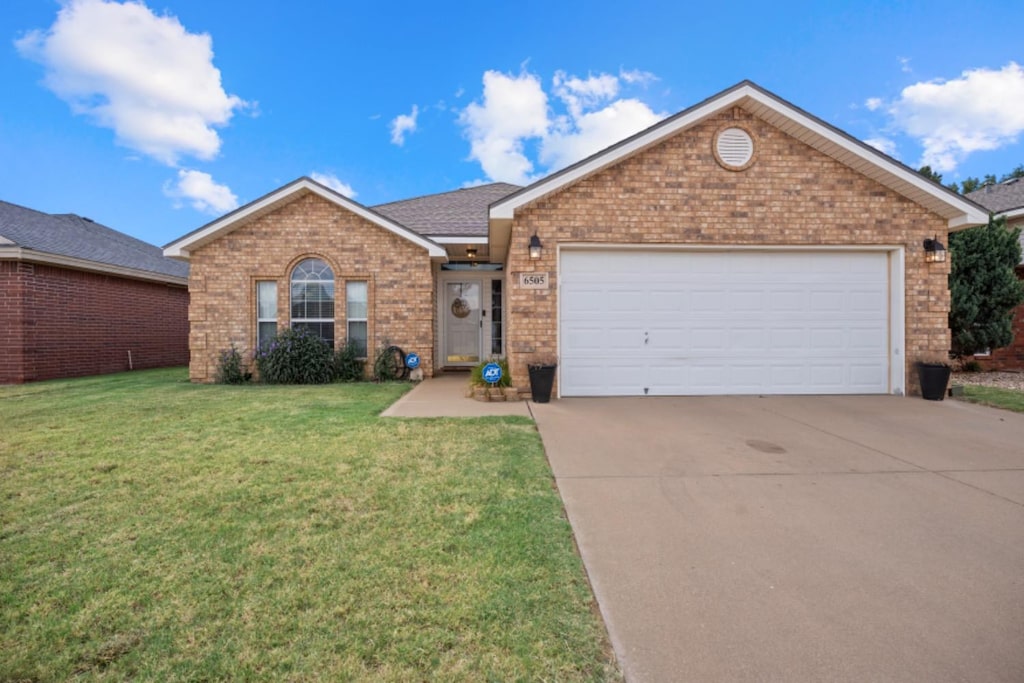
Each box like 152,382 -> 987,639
532,396 -> 1024,682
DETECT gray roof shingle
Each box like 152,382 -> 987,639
373,182 -> 521,237
0,200 -> 188,280
967,178 -> 1024,215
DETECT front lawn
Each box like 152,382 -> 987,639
958,384 -> 1024,413
0,369 -> 619,681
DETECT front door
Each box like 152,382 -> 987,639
445,281 -> 481,365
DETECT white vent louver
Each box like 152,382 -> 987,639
715,127 -> 754,169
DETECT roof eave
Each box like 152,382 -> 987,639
0,246 -> 188,285
488,81 -> 991,236
164,177 -> 448,260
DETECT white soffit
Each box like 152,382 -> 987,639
164,177 -> 447,260
489,82 -> 989,231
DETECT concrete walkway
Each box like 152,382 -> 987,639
381,373 -> 532,417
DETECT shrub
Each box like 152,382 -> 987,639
334,339 -> 365,382
254,327 -> 335,384
215,345 -> 251,384
469,357 -> 511,387
372,343 -> 408,382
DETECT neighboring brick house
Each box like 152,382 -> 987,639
964,178 -> 1024,370
0,201 -> 189,384
165,81 -> 989,396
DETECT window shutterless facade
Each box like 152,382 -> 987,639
256,281 -> 277,349
346,281 -> 368,356
290,258 -> 335,346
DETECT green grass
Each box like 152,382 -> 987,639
958,384 -> 1024,413
0,369 -> 619,682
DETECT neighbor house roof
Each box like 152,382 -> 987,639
488,80 -> 991,262
164,177 -> 448,260
967,178 -> 1024,218
968,178 -> 1024,266
0,200 -> 188,284
373,183 -> 520,238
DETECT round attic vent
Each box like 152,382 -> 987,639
714,127 -> 755,170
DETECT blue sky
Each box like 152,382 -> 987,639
2,0 -> 1023,247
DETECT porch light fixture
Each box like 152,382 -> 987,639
465,247 -> 477,259
529,234 -> 543,260
923,236 -> 947,263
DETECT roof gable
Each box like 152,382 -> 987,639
0,200 -> 188,283
164,177 -> 448,260
489,81 -> 990,258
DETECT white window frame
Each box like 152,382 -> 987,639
256,280 -> 277,350
346,281 -> 368,358
290,258 -> 335,346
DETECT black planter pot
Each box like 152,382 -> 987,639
527,364 -> 557,403
917,363 -> 952,401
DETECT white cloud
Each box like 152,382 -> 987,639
390,105 -> 419,146
887,62 -> 1024,172
541,98 -> 662,171
458,70 -> 550,184
310,172 -> 357,198
458,67 -> 664,184
619,68 -> 658,86
899,57 -> 912,74
15,0 -> 247,165
863,136 -> 898,157
164,169 -> 238,214
865,97 -> 883,111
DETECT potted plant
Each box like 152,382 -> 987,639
527,357 -> 558,403
917,352 -> 952,401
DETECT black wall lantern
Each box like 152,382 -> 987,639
923,236 -> 947,263
529,234 -> 543,260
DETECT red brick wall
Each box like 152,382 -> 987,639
0,261 -> 27,383
973,269 -> 1024,371
0,260 -> 189,384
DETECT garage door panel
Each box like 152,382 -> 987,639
560,250 -> 892,396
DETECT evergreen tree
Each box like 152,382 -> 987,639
949,216 -> 1024,357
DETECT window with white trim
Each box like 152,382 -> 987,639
346,281 -> 368,357
290,258 -> 335,346
256,281 -> 277,350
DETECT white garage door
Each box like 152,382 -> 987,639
560,249 -> 892,396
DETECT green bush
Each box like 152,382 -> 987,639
469,357 -> 511,387
255,327 -> 335,384
215,345 -> 251,384
334,339 -> 365,382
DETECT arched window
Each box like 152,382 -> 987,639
290,258 -> 335,346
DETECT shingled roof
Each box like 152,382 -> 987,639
373,182 -> 520,237
0,200 -> 188,283
967,178 -> 1024,215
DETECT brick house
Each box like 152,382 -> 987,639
964,178 -> 1024,370
165,81 -> 989,396
1,200 -> 189,384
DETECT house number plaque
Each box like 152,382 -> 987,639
519,272 -> 549,290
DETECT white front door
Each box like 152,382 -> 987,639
445,281 -> 481,365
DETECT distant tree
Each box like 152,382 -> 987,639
949,216 -> 1024,357
960,177 -> 981,194
999,164 -> 1024,182
918,165 -> 943,184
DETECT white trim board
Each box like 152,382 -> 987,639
164,177 -> 448,260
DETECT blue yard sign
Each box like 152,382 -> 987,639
405,352 -> 420,369
482,362 -> 502,385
